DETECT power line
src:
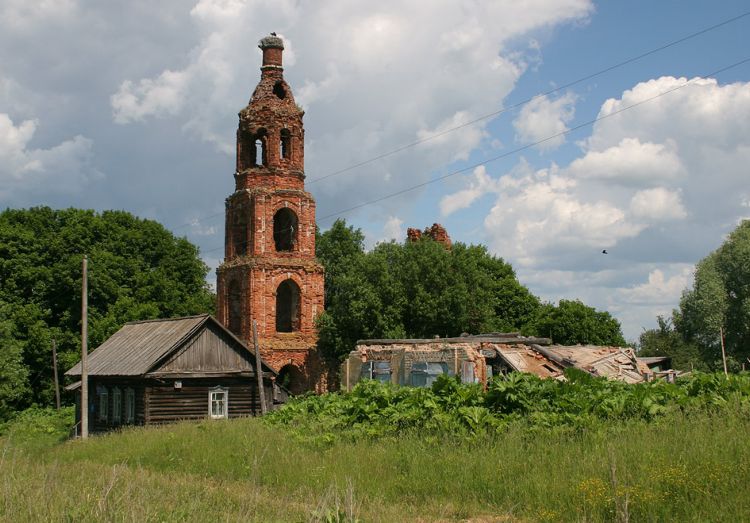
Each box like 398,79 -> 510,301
314,57 -> 750,222
199,56 -> 750,254
168,10 -> 750,234
305,10 -> 750,186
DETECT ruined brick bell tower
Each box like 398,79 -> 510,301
216,34 -> 326,394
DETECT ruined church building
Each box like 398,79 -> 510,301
216,34 -> 327,394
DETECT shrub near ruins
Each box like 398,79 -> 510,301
265,370 -> 750,442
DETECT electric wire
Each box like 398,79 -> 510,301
305,10 -> 750,185
198,56 -> 750,255
167,10 -> 750,234
315,57 -> 750,223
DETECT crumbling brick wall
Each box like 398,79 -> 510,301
407,223 -> 452,249
406,228 -> 422,242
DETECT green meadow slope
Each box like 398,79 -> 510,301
2,375 -> 750,522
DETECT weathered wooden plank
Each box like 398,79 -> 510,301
158,322 -> 256,373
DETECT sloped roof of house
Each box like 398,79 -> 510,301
65,314 -> 276,377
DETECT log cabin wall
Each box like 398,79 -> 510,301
89,377 -> 146,433
144,378 -> 273,424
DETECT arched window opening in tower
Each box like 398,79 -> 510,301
280,129 -> 291,160
273,208 -> 298,252
228,281 -> 243,335
232,210 -> 248,256
273,81 -> 286,100
276,279 -> 300,333
253,129 -> 268,166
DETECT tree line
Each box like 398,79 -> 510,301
0,208 -> 627,420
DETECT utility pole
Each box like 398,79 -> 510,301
80,255 -> 89,438
252,321 -> 267,415
720,326 -> 728,378
52,339 -> 60,411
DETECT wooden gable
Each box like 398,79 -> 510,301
151,321 -> 255,376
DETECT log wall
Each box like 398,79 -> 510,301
145,378 -> 273,424
89,377 -> 146,433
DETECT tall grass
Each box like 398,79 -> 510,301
2,404 -> 749,521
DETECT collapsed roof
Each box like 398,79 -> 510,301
352,334 -> 676,384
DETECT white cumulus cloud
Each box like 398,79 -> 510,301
483,164 -> 643,267
617,266 -> 693,306
513,92 -> 576,151
0,113 -> 101,202
629,187 -> 687,221
112,70 -> 189,124
441,75 -> 750,339
381,215 -> 404,243
567,137 -> 683,185
440,166 -> 500,216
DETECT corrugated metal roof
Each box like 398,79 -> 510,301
66,315 -> 209,376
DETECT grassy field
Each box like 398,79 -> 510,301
2,403 -> 749,522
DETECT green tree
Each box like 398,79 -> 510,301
526,299 -> 626,346
0,207 -> 215,414
676,219 -> 750,368
0,301 -> 30,420
637,316 -> 708,372
315,220 -> 542,361
315,221 -> 404,361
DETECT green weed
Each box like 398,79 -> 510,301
1,373 -> 748,521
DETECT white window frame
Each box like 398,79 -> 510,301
125,388 -> 135,424
98,387 -> 109,422
112,387 -> 122,423
209,386 -> 229,419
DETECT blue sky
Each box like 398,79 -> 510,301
2,1 -> 749,341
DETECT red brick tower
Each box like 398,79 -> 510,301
216,34 -> 326,393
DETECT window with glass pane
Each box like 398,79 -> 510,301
98,388 -> 109,422
209,387 -> 228,419
360,361 -> 391,383
410,362 -> 449,387
125,388 -> 135,424
372,361 -> 391,383
360,361 -> 373,380
112,387 -> 122,423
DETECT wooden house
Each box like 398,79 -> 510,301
65,314 -> 287,433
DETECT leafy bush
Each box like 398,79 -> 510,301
266,372 -> 750,442
0,406 -> 74,449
